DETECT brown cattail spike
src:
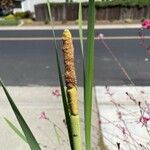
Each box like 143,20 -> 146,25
62,29 -> 77,89
62,29 -> 78,115
62,29 -> 81,149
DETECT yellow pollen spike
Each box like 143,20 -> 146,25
63,29 -> 72,39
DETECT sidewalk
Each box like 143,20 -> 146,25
96,86 -> 150,150
0,86 -> 100,150
1,86 -> 150,149
0,24 -> 142,30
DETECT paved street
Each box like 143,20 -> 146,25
0,28 -> 150,86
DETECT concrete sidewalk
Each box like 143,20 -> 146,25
0,86 -> 100,150
96,86 -> 150,150
0,24 -> 142,30
1,86 -> 150,149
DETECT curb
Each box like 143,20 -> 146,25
0,24 -> 142,30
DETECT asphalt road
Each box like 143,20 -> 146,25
0,28 -> 149,37
0,28 -> 150,86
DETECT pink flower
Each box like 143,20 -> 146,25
142,19 -> 150,29
39,112 -> 49,120
52,89 -> 61,98
139,116 -> 150,125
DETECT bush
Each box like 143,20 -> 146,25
0,19 -> 19,26
14,11 -> 33,19
4,14 -> 15,20
48,1 -> 150,8
0,14 -> 19,26
82,0 -> 150,7
14,12 -> 26,19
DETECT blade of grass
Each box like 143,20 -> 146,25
53,125 -> 61,145
78,3 -> 86,146
84,0 -> 95,150
0,80 -> 41,150
78,2 -> 84,57
4,117 -> 28,143
78,1 -> 85,87
46,1 -> 74,149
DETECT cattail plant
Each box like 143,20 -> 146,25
62,29 -> 82,150
0,1 -> 97,150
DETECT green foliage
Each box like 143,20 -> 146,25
0,0 -> 13,9
4,14 -> 15,20
0,80 -> 41,150
0,14 -> 19,26
0,11 -> 33,26
66,0 -> 73,2
0,19 -> 19,26
14,11 -> 33,19
4,118 -> 28,143
14,12 -> 26,19
60,0 -> 150,7
48,1 -> 150,9
83,0 -> 150,7
84,0 -> 95,149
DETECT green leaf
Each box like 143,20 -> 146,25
4,117 -> 28,143
53,124 -> 61,145
78,1 -> 85,87
84,0 -> 95,150
78,2 -> 84,57
46,1 -> 74,149
0,80 -> 41,150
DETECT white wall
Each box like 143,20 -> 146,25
21,0 -> 47,12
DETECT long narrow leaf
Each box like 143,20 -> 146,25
53,125 -> 61,145
4,117 -> 28,143
78,2 -> 84,57
46,1 -> 74,149
0,80 -> 41,150
84,0 -> 95,150
78,1 -> 85,87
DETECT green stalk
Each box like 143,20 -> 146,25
46,1 -> 74,149
70,115 -> 81,150
0,80 -> 41,150
62,29 -> 82,150
84,0 -> 95,150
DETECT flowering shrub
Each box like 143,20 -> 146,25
142,19 -> 150,29
98,86 -> 150,149
138,19 -> 150,54
96,21 -> 150,149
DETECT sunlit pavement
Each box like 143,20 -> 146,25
96,86 -> 150,150
2,86 -> 150,149
0,87 -> 100,150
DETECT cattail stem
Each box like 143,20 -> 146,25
62,29 -> 82,150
